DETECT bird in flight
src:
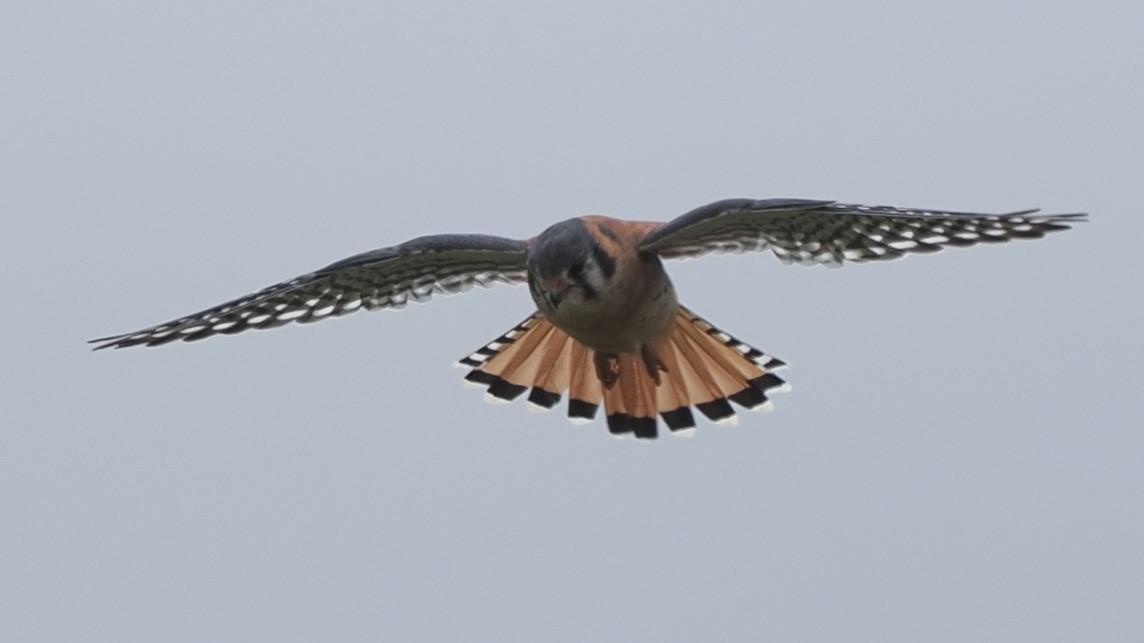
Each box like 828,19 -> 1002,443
91,198 -> 1084,439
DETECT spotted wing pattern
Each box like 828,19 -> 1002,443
90,234 -> 529,350
639,198 -> 1086,266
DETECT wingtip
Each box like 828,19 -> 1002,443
87,335 -> 130,351
1054,212 -> 1089,223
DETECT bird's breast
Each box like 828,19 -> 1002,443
536,257 -> 678,355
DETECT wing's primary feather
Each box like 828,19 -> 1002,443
90,234 -> 529,350
640,199 -> 1086,266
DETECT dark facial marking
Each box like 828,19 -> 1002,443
590,241 -> 616,279
596,223 -> 621,243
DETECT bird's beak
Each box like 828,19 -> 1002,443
541,278 -> 570,309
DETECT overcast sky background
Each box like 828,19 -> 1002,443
3,2 -> 1142,641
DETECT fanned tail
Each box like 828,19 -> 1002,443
459,314 -> 601,418
460,307 -> 787,439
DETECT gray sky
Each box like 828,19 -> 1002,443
3,1 -> 1141,641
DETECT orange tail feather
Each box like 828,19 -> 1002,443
460,307 -> 787,439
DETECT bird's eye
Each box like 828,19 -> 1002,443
568,259 -> 586,279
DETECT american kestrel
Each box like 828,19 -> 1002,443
91,198 -> 1084,438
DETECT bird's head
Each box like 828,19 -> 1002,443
527,218 -> 616,312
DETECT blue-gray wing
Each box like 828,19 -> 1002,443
90,234 -> 530,350
639,198 -> 1086,265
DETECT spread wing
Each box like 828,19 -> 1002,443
639,198 -> 1086,266
90,234 -> 530,350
